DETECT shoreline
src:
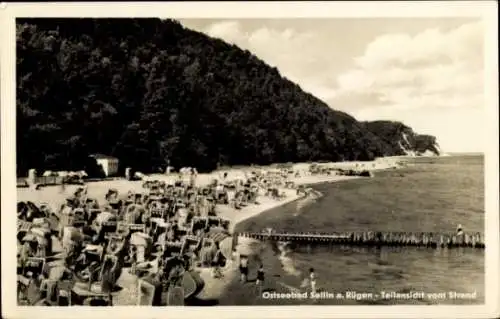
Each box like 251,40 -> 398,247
219,175 -> 361,233
16,159 -> 400,305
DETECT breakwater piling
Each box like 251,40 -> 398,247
237,231 -> 485,249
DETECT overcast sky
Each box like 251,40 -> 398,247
180,18 -> 484,153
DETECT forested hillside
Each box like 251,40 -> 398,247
16,18 -> 438,176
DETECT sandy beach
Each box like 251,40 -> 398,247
16,158 -> 401,305
17,158 -> 402,210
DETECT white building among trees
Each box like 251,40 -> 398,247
89,154 -> 119,177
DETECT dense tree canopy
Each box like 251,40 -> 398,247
16,18 -> 439,176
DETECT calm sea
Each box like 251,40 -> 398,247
232,155 -> 484,305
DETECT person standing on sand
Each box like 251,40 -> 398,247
60,176 -> 66,193
212,242 -> 224,278
255,264 -> 265,295
239,254 -> 249,283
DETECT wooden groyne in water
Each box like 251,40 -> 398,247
237,231 -> 485,249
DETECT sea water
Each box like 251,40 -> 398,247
233,155 -> 484,305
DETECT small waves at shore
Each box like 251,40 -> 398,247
276,241 -> 302,277
276,191 -> 322,277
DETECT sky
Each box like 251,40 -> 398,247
179,18 -> 485,153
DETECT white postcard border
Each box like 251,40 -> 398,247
1,2 -> 498,318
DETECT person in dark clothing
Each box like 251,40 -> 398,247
256,264 -> 264,284
255,264 -> 265,295
212,242 -> 224,278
